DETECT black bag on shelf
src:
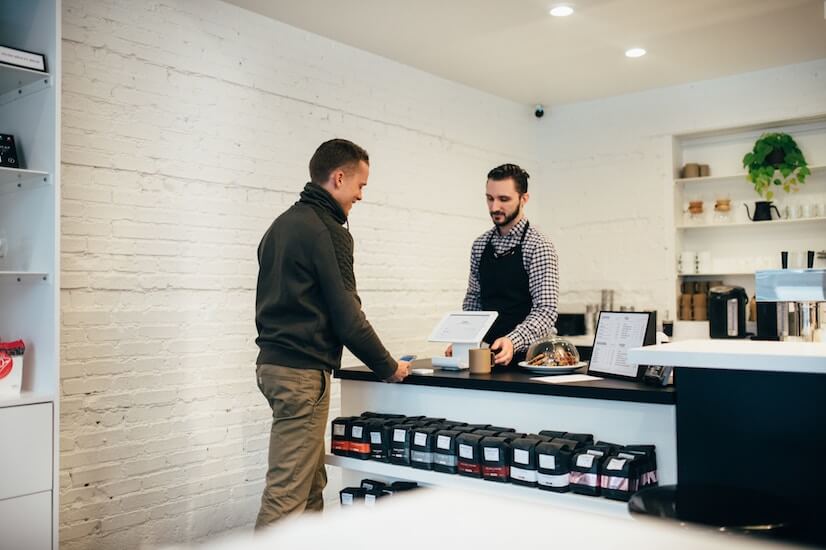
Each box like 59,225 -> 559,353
331,416 -> 357,456
386,481 -> 420,494
411,426 -> 440,470
551,438 -> 580,452
622,444 -> 658,488
563,432 -> 595,446
364,489 -> 391,507
472,429 -> 500,438
487,426 -> 516,434
433,429 -> 462,474
456,433 -> 485,478
539,430 -> 566,439
570,447 -> 608,496
536,441 -> 573,493
366,419 -> 397,462
360,479 -> 388,492
509,437 -> 542,487
600,454 -> 641,502
389,423 -> 420,466
349,417 -> 372,460
480,436 -> 512,482
464,423 -> 491,431
340,487 -> 366,506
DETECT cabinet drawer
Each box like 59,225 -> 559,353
0,402 -> 52,500
0,490 -> 52,549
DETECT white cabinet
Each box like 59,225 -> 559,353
0,1 -> 60,548
0,403 -> 53,500
0,490 -> 53,550
668,116 -> 826,311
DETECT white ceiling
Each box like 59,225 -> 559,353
225,0 -> 826,107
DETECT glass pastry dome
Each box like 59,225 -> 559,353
525,336 -> 580,367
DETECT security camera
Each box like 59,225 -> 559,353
534,104 -> 545,118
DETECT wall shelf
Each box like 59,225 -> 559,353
0,391 -> 55,409
678,272 -> 755,278
0,271 -> 49,282
0,167 -> 51,194
674,164 -> 826,186
325,454 -> 630,520
677,216 -> 826,230
0,63 -> 51,105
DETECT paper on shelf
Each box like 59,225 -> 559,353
530,374 -> 602,384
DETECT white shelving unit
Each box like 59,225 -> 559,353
669,115 -> 826,312
0,2 -> 60,549
325,454 -> 630,520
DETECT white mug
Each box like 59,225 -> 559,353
697,251 -> 712,274
679,251 -> 697,274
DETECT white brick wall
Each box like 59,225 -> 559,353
59,0 -> 538,547
535,59 -> 826,315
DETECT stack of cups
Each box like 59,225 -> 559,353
679,251 -> 697,274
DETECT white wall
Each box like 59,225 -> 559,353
535,58 -> 826,316
59,0 -> 539,547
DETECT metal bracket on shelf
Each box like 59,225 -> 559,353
0,75 -> 52,106
0,171 -> 51,196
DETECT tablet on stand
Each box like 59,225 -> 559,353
429,311 -> 499,370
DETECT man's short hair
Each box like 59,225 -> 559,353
309,139 -> 369,184
487,163 -> 530,194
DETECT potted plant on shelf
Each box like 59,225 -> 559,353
742,132 -> 810,221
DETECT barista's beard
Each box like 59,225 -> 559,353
492,203 -> 521,228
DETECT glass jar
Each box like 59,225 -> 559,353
525,336 -> 580,367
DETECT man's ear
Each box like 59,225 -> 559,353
332,169 -> 344,189
521,192 -> 530,206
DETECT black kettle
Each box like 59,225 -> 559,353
744,200 -> 780,222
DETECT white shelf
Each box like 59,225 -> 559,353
674,164 -> 826,185
0,167 -> 51,194
0,271 -> 49,282
0,63 -> 51,105
677,216 -> 826,230
0,391 -> 55,409
325,454 -> 630,520
678,272 -> 754,277
628,339 -> 826,374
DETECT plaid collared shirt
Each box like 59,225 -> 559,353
462,217 -> 559,352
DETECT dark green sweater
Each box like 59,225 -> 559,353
255,182 -> 397,380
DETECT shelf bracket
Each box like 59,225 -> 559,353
0,75 -> 52,106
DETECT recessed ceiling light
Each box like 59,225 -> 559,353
625,47 -> 647,58
549,5 -> 574,17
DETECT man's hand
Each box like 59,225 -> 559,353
491,336 -> 514,365
444,344 -> 453,357
386,360 -> 411,383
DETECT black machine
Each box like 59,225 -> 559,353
708,286 -> 748,338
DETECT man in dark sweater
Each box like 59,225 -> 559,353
254,139 -> 410,529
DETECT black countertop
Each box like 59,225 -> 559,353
335,359 -> 675,405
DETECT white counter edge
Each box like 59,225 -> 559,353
325,454 -> 630,520
628,339 -> 826,374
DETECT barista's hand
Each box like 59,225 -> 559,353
386,361 -> 411,383
444,344 -> 453,357
491,336 -> 514,365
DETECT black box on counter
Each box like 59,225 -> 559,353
456,433 -> 484,477
433,429 -> 462,474
411,426 -> 440,470
600,454 -> 641,502
349,417 -> 372,460
536,441 -> 573,493
340,487 -> 366,506
570,447 -> 608,496
509,437 -> 542,487
331,416 -> 357,456
480,436 -> 512,482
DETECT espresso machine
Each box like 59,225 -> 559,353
755,268 -> 826,342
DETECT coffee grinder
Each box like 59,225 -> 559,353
755,266 -> 826,343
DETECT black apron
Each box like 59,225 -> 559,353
479,220 -> 532,366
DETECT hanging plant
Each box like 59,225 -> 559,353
742,132 -> 810,200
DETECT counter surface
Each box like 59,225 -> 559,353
335,359 -> 674,404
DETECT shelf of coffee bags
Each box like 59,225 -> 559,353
325,454 -> 630,520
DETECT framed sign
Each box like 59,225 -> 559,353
587,311 -> 656,381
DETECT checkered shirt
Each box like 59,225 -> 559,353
462,217 -> 559,352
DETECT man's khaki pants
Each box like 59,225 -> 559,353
255,364 -> 331,529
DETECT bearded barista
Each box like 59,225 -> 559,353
449,164 -> 559,366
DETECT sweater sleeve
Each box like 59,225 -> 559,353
311,229 -> 398,380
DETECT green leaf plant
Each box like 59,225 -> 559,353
742,132 -> 810,201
